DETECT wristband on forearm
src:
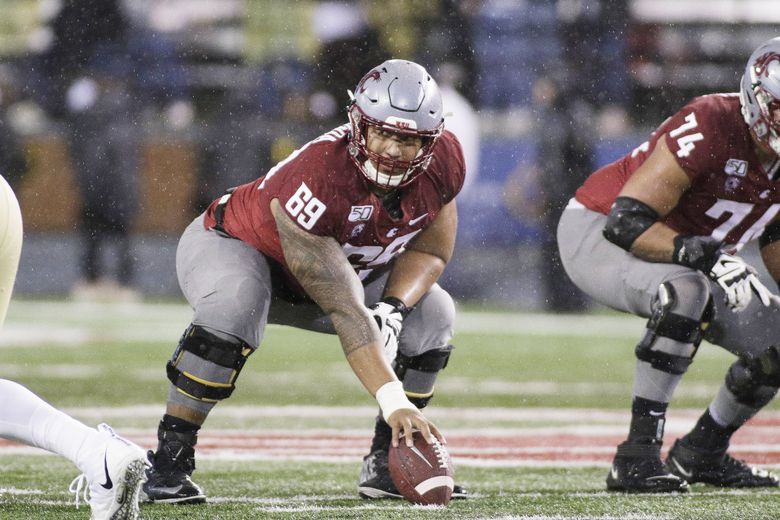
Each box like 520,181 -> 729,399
375,380 -> 416,422
380,296 -> 412,318
672,235 -> 723,273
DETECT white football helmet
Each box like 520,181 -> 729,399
740,37 -> 780,156
347,59 -> 444,189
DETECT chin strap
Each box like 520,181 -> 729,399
362,159 -> 408,188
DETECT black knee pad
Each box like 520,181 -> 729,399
726,350 -> 780,408
166,324 -> 253,402
635,281 -> 708,375
752,345 -> 780,386
393,346 -> 453,409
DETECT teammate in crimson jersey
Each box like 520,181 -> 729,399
142,59 -> 469,503
559,38 -> 780,492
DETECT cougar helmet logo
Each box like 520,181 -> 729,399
358,71 -> 382,94
754,52 -> 780,79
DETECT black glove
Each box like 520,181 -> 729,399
672,235 -> 722,273
673,235 -> 775,312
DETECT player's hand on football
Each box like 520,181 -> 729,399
386,408 -> 446,448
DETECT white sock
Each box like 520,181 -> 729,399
0,379 -> 106,477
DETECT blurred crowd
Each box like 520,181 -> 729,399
0,0 -> 724,309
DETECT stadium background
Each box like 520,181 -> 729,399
2,2 -> 780,518
0,0 -> 776,307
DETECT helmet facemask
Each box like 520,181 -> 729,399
752,85 -> 780,155
740,40 -> 780,157
346,59 -> 445,190
348,102 -> 442,189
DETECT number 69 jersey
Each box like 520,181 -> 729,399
203,124 -> 464,293
576,93 -> 780,250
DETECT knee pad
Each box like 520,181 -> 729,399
725,350 -> 780,408
727,344 -> 780,389
393,346 -> 453,409
166,324 -> 253,403
635,280 -> 708,375
752,345 -> 780,386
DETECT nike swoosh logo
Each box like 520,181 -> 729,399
100,453 -> 113,490
648,410 -> 665,417
408,213 -> 428,226
670,457 -> 693,479
409,446 -> 434,468
153,484 -> 184,494
610,466 -> 618,480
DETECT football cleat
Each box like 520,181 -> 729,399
69,423 -> 149,520
666,438 -> 779,488
606,441 -> 689,493
142,428 -> 206,504
143,449 -> 206,504
358,449 -> 469,499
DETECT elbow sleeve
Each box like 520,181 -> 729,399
602,196 -> 659,251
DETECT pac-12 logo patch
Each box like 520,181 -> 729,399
348,205 -> 373,222
724,158 -> 748,177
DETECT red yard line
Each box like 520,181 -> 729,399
2,427 -> 780,465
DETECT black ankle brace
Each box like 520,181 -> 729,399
683,410 -> 736,453
369,416 -> 392,453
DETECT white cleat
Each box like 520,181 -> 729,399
69,423 -> 149,520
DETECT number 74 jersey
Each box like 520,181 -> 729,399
576,93 -> 780,250
202,124 -> 464,290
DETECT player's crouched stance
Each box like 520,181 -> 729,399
558,37 -> 780,493
142,59 -> 469,503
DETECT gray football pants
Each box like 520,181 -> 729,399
558,200 -> 780,425
176,214 -> 455,356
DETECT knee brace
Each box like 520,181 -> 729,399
752,345 -> 780,386
167,324 -> 253,403
726,345 -> 780,406
393,346 -> 453,409
635,281 -> 707,375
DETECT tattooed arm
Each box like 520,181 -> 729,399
270,198 -> 443,444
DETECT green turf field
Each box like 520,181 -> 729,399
1,300 -> 779,519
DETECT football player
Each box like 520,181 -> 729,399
142,59 -> 469,503
558,37 -> 780,492
0,174 -> 148,519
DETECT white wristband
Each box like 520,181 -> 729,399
375,381 -> 416,422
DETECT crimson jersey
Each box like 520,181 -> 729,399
203,124 -> 465,294
576,94 -> 780,250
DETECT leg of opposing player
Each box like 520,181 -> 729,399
0,173 -> 22,326
358,285 -> 469,499
1,380 -> 149,520
0,176 -> 147,520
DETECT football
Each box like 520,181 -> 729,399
388,430 -> 455,506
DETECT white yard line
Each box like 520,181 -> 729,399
58,404 -> 759,422
1,301 -> 646,346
